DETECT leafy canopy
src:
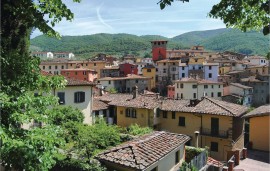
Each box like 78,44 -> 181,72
158,0 -> 270,35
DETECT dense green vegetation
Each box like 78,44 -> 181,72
30,28 -> 269,59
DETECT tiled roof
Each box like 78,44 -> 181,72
230,83 -> 253,89
96,93 -> 133,103
221,94 -> 242,104
93,98 -> 109,111
66,77 -> 96,86
109,94 -> 161,109
156,59 -> 180,63
161,97 -> 248,117
96,131 -> 190,170
98,74 -> 150,81
241,76 -> 266,82
175,78 -> 222,85
243,105 -> 270,118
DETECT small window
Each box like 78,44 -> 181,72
125,108 -> 131,117
163,69 -> 166,73
209,66 -> 212,70
172,112 -> 176,119
135,80 -> 138,83
83,71 -> 86,75
204,85 -> 208,89
94,63 -> 96,66
181,93 -> 183,99
163,63 -> 166,66
211,85 -> 214,89
70,64 -> 72,66
49,66 -> 51,69
182,67 -> 185,70
156,109 -> 160,118
147,69 -> 151,72
74,92 -> 85,103
193,93 -> 196,99
209,73 -> 212,78
211,142 -> 218,152
131,109 -> 137,118
179,117 -> 185,126
182,73 -> 185,78
55,66 -> 58,69
108,80 -> 111,84
57,92 -> 65,105
75,72 -> 77,75
180,84 -> 184,88
211,92 -> 214,97
217,92 -> 222,97
175,150 -> 180,164
163,111 -> 167,118
192,85 -> 197,89
42,66 -> 45,70
61,65 -> 64,69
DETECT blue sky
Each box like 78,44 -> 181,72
32,0 -> 226,38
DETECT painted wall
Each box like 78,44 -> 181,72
39,63 -> 68,75
203,65 -> 219,82
167,86 -> 175,99
55,86 -> 93,124
219,66 -> 231,75
249,115 -> 269,151
179,65 -> 189,79
119,63 -> 138,76
61,70 -> 97,82
117,107 -> 150,127
142,68 -> 156,90
152,41 -> 167,61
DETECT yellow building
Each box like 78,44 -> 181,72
67,60 -> 106,78
142,65 -> 156,90
97,131 -> 190,171
243,105 -> 270,152
219,65 -> 231,75
246,65 -> 269,76
160,98 -> 247,161
189,56 -> 205,65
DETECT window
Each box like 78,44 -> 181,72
163,63 -> 166,66
163,111 -> 167,118
175,151 -> 180,164
209,73 -> 212,78
151,167 -> 158,171
94,63 -> 96,66
172,67 -> 176,71
180,84 -> 184,88
74,92 -> 85,103
181,93 -> 183,99
182,67 -> 185,70
211,142 -> 218,152
135,79 -> 138,83
55,66 -> 58,69
163,69 -> 166,73
211,92 -> 214,97
108,80 -> 111,84
83,71 -> 86,75
204,85 -> 208,89
192,85 -> 197,89
61,65 -> 64,69
131,109 -> 137,118
179,117 -> 185,126
156,109 -> 160,118
217,92 -> 222,97
147,69 -> 151,72
182,73 -> 185,78
218,85 -> 221,88
193,93 -> 196,99
172,111 -> 176,119
42,66 -> 45,70
57,92 -> 65,105
49,66 -> 51,69
211,85 -> 214,89
70,64 -> 72,66
209,66 -> 212,70
125,108 -> 131,117
75,72 -> 77,75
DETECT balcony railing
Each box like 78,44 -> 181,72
200,128 -> 229,138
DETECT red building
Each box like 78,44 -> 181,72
151,40 -> 168,62
167,85 -> 175,99
119,63 -> 138,76
61,65 -> 97,82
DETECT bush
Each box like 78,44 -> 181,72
185,146 -> 206,163
126,124 -> 153,136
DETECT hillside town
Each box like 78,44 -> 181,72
31,41 -> 269,171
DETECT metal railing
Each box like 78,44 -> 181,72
200,128 -> 229,138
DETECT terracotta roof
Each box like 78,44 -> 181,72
243,105 -> 270,118
222,94 -> 242,104
207,157 -> 224,167
156,59 -> 180,63
241,76 -> 266,82
160,97 -> 248,117
66,77 -> 96,86
175,78 -> 223,85
96,131 -> 190,170
230,83 -> 253,89
248,56 -> 266,59
96,93 -> 133,103
98,74 -> 150,81
109,94 -> 161,109
61,68 -> 96,72
93,98 -> 109,111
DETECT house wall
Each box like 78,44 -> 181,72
39,63 -> 67,75
203,65 -> 219,82
142,68 -> 156,90
174,82 -> 223,100
55,86 -> 93,124
67,61 -> 106,78
219,66 -> 231,75
137,63 -> 146,75
119,63 -> 138,76
126,79 -> 150,93
179,65 -> 189,79
250,115 -> 270,151
117,107 -> 150,127
61,70 -> 97,82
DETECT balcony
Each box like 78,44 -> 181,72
200,128 -> 229,139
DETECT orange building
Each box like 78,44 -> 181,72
61,65 -> 97,82
151,40 -> 168,61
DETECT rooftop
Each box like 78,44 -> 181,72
98,74 -> 150,81
93,98 -> 109,111
243,105 -> 270,118
96,131 -> 190,171
230,83 -> 253,89
175,78 -> 223,85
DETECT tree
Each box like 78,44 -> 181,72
158,0 -> 270,35
266,52 -> 270,60
1,0 -> 80,170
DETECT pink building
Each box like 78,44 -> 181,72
61,65 -> 97,82
167,85 -> 175,99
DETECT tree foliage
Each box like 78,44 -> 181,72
126,124 -> 153,136
158,0 -> 270,35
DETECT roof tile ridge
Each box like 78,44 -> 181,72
204,97 -> 234,116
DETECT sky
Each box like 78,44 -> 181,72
31,0 -> 226,38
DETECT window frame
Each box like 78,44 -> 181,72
57,92 -> 65,105
74,91 -> 85,103
178,116 -> 185,127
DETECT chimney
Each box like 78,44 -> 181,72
133,86 -> 138,99
194,131 -> 200,148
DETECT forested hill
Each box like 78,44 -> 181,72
30,28 -> 269,59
